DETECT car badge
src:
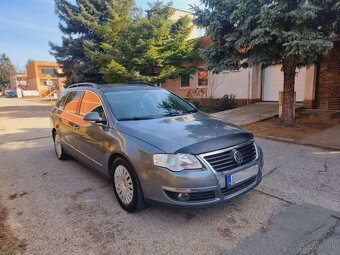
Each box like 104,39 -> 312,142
232,149 -> 244,164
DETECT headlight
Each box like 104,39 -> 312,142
153,154 -> 202,172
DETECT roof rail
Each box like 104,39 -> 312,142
68,82 -> 98,88
126,80 -> 156,87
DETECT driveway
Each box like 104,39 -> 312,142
210,102 -> 302,125
0,98 -> 339,255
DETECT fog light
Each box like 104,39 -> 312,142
177,192 -> 190,201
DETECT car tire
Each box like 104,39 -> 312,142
53,132 -> 69,160
111,158 -> 145,212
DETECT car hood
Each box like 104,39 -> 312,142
116,112 -> 253,154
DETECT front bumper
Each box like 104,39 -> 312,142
141,145 -> 263,207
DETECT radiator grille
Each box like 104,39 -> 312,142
202,142 -> 257,172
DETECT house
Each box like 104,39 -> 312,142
10,71 -> 28,90
26,60 -> 65,96
162,11 -> 340,111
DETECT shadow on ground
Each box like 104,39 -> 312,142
0,105 -> 51,118
0,128 -> 51,144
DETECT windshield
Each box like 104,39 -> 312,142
104,89 -> 197,120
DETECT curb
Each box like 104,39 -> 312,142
256,135 -> 340,151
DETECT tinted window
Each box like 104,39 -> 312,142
104,89 -> 196,120
63,91 -> 83,114
56,92 -> 69,109
79,91 -> 105,118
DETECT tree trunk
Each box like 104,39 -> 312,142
281,57 -> 297,126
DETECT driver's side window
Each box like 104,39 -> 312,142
79,91 -> 105,119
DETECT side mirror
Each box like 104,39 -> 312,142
83,112 -> 106,124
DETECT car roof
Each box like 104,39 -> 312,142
65,82 -> 162,93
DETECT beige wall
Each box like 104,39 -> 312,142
162,67 -> 262,103
251,66 -> 262,100
304,65 -> 317,101
208,68 -> 255,99
161,77 -> 193,98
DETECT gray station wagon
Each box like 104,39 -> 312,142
51,82 -> 263,212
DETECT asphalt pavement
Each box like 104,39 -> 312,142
0,98 -> 339,255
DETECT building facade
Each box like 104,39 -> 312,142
10,71 -> 28,90
162,39 -> 340,111
26,61 -> 65,96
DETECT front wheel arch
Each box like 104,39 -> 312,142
108,153 -> 128,180
110,156 -> 145,212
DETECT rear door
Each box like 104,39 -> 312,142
57,91 -> 84,148
74,91 -> 107,171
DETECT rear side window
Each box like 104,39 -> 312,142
56,92 -> 69,109
79,91 -> 105,118
63,91 -> 84,114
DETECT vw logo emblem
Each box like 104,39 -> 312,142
232,149 -> 243,164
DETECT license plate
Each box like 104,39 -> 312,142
226,165 -> 258,188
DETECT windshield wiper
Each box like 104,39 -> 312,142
118,116 -> 157,121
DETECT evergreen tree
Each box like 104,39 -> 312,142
50,0 -> 136,85
87,2 -> 197,84
0,53 -> 16,88
194,0 -> 340,126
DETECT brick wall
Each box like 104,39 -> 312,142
317,41 -> 340,110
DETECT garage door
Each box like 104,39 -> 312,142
263,65 -> 306,102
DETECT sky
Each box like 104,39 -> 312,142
0,0 -> 200,71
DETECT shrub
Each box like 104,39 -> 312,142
189,94 -> 236,113
190,100 -> 201,109
218,94 -> 236,111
